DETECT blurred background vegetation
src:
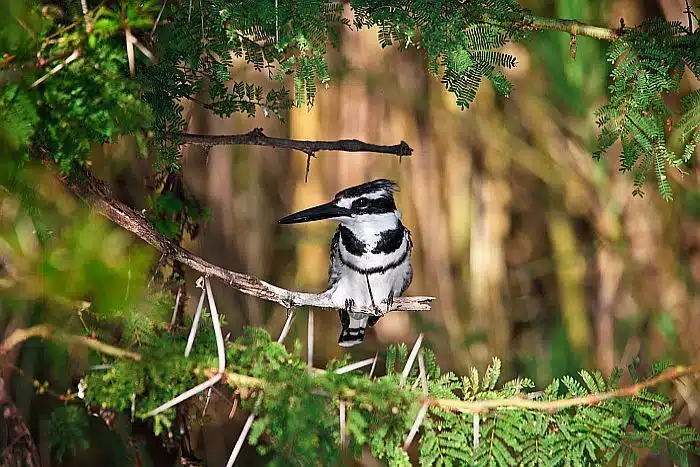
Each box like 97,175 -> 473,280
2,0 -> 700,465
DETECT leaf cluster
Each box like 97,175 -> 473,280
594,18 -> 700,199
2,0 -> 698,198
352,0 -> 524,108
83,321 -> 699,466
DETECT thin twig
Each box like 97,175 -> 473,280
66,166 -> 435,316
30,50 -> 80,88
277,308 -> 296,344
184,284 -> 207,357
151,0 -> 168,36
202,387 -> 212,416
170,287 -> 182,327
307,309 -> 314,372
125,27 -> 135,78
80,0 -> 92,33
400,333 -> 424,388
369,352 -> 378,379
180,128 -> 413,158
0,325 -> 141,360
204,277 -> 226,373
145,373 -> 222,417
339,400 -> 346,448
418,350 -> 428,396
473,414 -> 480,448
226,393 -> 263,467
335,357 -> 377,375
403,403 -> 429,450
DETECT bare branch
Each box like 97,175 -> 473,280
180,128 -> 413,158
65,167 -> 434,315
0,325 -> 141,360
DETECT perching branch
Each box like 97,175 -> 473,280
65,167 -> 434,316
0,325 -> 142,361
180,128 -> 414,158
523,15 -> 622,41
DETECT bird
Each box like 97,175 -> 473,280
278,179 -> 413,347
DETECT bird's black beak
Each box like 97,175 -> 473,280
278,201 -> 352,224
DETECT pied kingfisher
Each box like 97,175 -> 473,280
278,179 -> 413,347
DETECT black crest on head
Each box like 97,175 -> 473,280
334,179 -> 398,200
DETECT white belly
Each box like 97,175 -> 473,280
330,260 -> 411,311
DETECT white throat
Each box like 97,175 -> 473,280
339,211 -> 401,243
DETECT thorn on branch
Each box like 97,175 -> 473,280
247,127 -> 265,139
304,152 -> 316,183
617,18 -> 626,36
569,34 -> 577,60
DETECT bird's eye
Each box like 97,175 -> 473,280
354,198 -> 369,208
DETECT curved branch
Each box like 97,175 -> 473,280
65,167 -> 434,315
430,364 -> 699,413
523,15 -> 622,41
0,325 -> 141,360
180,128 -> 414,157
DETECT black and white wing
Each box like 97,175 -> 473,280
328,226 -> 342,289
398,227 -> 413,296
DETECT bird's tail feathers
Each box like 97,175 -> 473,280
338,313 -> 368,347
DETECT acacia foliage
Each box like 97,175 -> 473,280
1,0 -> 700,464
1,0 -> 698,197
83,318 -> 699,466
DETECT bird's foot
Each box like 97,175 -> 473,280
344,298 -> 355,314
382,292 -> 395,314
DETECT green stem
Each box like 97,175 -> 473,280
524,15 -> 621,41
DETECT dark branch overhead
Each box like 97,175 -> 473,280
180,128 -> 414,157
65,166 -> 433,315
